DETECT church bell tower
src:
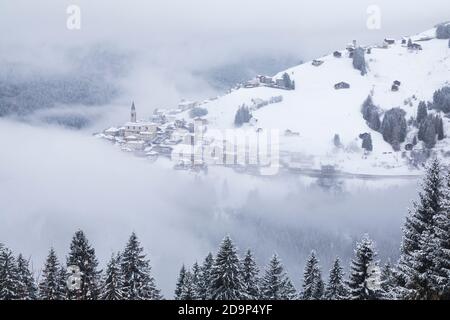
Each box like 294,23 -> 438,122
131,101 -> 137,123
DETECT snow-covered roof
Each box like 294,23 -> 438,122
105,127 -> 119,133
124,121 -> 157,127
127,140 -> 145,145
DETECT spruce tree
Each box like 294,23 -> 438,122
353,47 -> 367,75
397,158 -> 444,299
39,248 -> 65,300
174,264 -> 187,300
260,254 -> 296,300
333,134 -> 342,147
380,261 -> 395,299
433,171 -> 450,299
121,232 -> 162,300
234,105 -> 252,127
302,251 -> 324,300
325,257 -> 347,300
66,230 -> 101,300
361,95 -> 381,131
16,254 -> 37,300
58,266 -> 68,300
416,101 -> 428,125
361,133 -> 373,152
209,236 -> 244,300
100,253 -> 124,300
180,270 -> 196,300
347,235 -> 383,300
191,262 -> 201,300
282,73 -> 293,89
174,264 -> 186,300
436,116 -> 445,140
411,228 -> 440,299
282,278 -> 298,300
241,250 -> 260,299
196,253 -> 214,300
0,247 -> 18,300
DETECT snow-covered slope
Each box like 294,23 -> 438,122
179,27 -> 450,175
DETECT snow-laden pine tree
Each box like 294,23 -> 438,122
16,254 -> 37,300
433,171 -> 450,299
234,105 -> 252,127
180,270 -> 196,300
410,228 -> 440,299
241,250 -> 260,299
174,264 -> 187,300
39,248 -> 66,300
302,251 -> 324,300
416,101 -> 428,126
100,253 -> 124,300
196,253 -> 214,300
191,262 -> 201,300
209,236 -> 245,300
353,47 -> 367,75
66,230 -> 101,300
380,261 -> 395,299
396,159 -> 444,299
325,257 -> 348,300
347,235 -> 383,300
282,278 -> 298,300
58,266 -> 68,299
0,246 -> 18,300
121,233 -> 162,300
260,254 -> 297,300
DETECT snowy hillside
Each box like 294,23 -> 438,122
178,27 -> 450,175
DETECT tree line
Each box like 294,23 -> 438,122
0,159 -> 449,300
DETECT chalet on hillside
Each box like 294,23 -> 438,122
244,78 -> 260,88
312,59 -> 324,67
275,79 -> 285,87
258,75 -> 273,85
408,43 -> 423,51
334,82 -> 350,90
384,38 -> 396,45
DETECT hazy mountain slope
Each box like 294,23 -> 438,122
182,27 -> 450,174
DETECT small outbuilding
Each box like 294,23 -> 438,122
334,82 -> 350,90
312,60 -> 324,67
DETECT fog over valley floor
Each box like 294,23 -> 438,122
0,119 -> 418,295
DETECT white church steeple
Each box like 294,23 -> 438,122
131,101 -> 137,123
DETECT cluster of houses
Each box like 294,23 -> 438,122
330,36 -> 423,91
97,101 -> 209,169
243,74 -> 295,90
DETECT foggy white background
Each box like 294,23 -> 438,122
0,0 -> 446,296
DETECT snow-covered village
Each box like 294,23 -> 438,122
1,1 -> 450,307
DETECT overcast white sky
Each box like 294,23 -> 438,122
1,0 -> 449,50
1,0 -> 449,111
